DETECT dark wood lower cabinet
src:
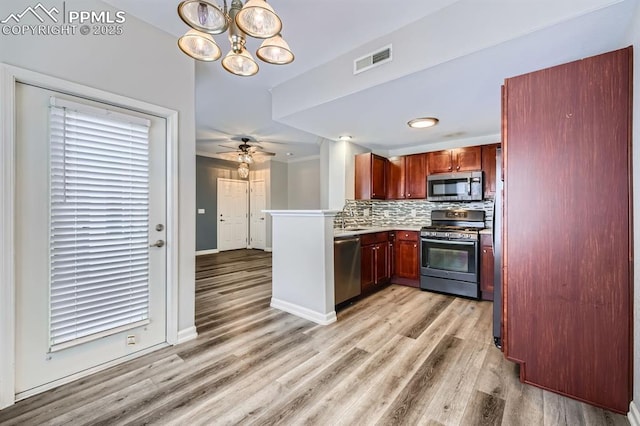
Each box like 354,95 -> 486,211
392,231 -> 419,287
503,47 -> 632,413
361,232 -> 390,294
479,233 -> 494,301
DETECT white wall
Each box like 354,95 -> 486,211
625,1 -> 640,419
287,157 -> 321,209
320,139 -> 368,210
344,141 -> 370,200
270,160 -> 288,247
0,0 -> 196,333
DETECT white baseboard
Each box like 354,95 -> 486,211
196,249 -> 219,256
270,298 -> 336,325
264,247 -> 272,252
629,400 -> 639,426
176,326 -> 198,344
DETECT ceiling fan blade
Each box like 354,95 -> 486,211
216,150 -> 239,155
253,151 -> 276,156
218,144 -> 238,150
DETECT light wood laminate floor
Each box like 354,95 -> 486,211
0,249 -> 629,425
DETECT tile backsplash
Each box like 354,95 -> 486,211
335,199 -> 494,229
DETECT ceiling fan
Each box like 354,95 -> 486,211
216,137 -> 276,164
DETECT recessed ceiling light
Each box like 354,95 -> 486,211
286,152 -> 294,156
408,117 -> 439,129
338,135 -> 352,141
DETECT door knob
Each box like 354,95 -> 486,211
150,240 -> 165,248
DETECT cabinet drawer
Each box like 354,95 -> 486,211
395,231 -> 418,242
361,232 -> 388,245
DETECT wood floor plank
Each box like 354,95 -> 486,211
399,294 -> 455,339
460,389 -> 506,426
0,249 -> 629,426
375,335 -> 465,425
248,347 -> 371,425
425,339 -> 490,425
294,334 -> 416,425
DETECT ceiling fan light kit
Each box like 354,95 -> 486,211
237,162 -> 250,178
215,137 -> 276,177
177,0 -> 293,76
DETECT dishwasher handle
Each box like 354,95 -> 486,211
334,236 -> 361,245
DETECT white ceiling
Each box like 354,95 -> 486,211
104,0 -> 638,161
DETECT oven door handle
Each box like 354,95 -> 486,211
421,238 -> 476,246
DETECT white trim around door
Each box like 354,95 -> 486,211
0,64 -> 181,409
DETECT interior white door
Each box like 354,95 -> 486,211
14,83 -> 167,396
249,179 -> 266,250
217,178 -> 248,251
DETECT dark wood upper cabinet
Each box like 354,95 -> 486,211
481,143 -> 500,200
404,153 -> 427,199
427,150 -> 454,174
386,157 -> 405,200
386,154 -> 427,199
454,146 -> 481,171
355,152 -> 387,200
503,46 -> 632,414
428,146 -> 481,174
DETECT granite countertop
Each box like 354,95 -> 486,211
334,225 -> 422,237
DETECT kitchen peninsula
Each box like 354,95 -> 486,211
266,210 -> 340,325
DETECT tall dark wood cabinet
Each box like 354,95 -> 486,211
502,47 -> 632,413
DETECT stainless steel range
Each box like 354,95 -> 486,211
419,209 -> 485,299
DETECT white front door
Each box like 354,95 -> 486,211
249,179 -> 266,250
217,178 -> 248,251
14,83 -> 168,396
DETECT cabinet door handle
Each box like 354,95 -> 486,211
483,249 -> 487,253
414,244 -> 417,248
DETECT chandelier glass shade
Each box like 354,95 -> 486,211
177,0 -> 229,33
237,152 -> 253,163
256,34 -> 294,64
237,162 -> 250,178
177,0 -> 293,76
178,29 -> 221,61
222,47 -> 259,76
234,0 -> 281,38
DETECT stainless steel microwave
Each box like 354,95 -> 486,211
427,171 -> 483,202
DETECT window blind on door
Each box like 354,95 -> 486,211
49,97 -> 151,351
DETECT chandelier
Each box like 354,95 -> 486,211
177,0 -> 294,77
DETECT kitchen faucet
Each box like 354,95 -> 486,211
340,204 -> 355,229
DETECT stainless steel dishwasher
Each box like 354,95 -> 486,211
334,235 -> 361,305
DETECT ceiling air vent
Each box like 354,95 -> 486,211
353,44 -> 392,75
